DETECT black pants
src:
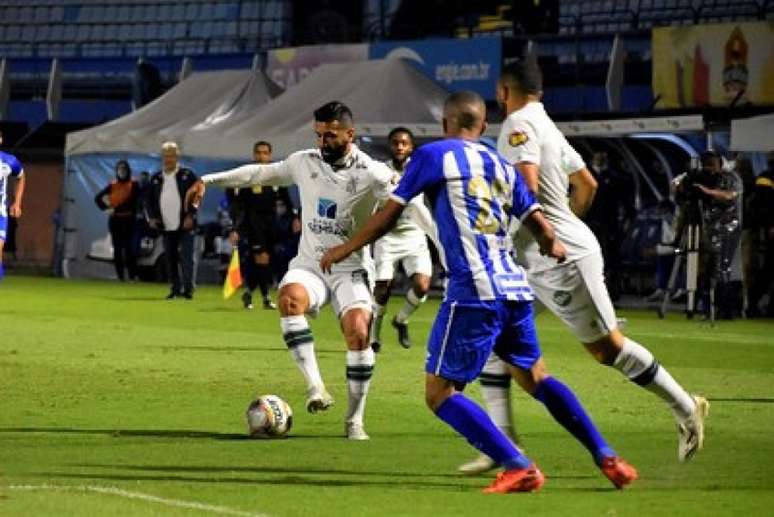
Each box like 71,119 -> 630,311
163,230 -> 195,294
109,216 -> 137,281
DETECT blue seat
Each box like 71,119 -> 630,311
186,3 -> 199,21
200,2 -> 216,20
75,24 -> 91,42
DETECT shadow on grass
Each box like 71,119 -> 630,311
0,427 -> 343,441
709,398 -> 774,404
73,463 -> 598,482
155,345 -> 290,353
104,296 -> 168,302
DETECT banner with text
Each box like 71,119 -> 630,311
369,38 -> 501,99
266,43 -> 369,89
652,21 -> 774,108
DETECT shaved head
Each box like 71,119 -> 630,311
443,91 -> 486,137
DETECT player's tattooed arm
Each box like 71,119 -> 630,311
320,199 -> 405,273
522,209 -> 567,263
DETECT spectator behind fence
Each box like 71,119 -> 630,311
746,152 -> 774,317
145,142 -> 198,300
94,160 -> 139,281
272,191 -> 301,283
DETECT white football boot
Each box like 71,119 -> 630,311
458,453 -> 498,475
305,385 -> 334,414
345,421 -> 370,441
678,395 -> 710,462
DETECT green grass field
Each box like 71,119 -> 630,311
1,276 -> 773,516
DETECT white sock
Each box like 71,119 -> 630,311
345,348 -> 375,425
369,303 -> 387,344
394,288 -> 427,324
613,338 -> 696,421
479,354 -> 516,440
280,315 -> 323,390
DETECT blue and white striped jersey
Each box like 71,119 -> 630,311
391,138 -> 540,302
0,151 -> 23,218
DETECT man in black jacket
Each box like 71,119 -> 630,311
146,141 -> 198,299
226,140 -> 280,310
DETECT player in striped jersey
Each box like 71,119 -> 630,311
0,131 -> 25,282
459,59 -> 708,475
321,91 -> 637,493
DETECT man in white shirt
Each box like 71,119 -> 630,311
459,60 -> 708,474
187,102 -> 394,440
146,141 -> 198,299
370,127 -> 433,351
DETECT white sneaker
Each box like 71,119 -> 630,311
305,385 -> 334,414
345,422 -> 370,441
678,395 -> 709,462
457,453 -> 498,475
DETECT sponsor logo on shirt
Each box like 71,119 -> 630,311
553,290 -> 572,307
308,219 -> 347,237
509,131 -> 529,147
317,198 -> 337,218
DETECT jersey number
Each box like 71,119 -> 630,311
467,176 -> 510,235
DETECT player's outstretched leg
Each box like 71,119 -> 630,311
592,331 -> 709,461
428,378 -> 544,494
458,354 -> 518,475
508,358 -> 637,490
370,280 -> 392,353
392,276 -> 429,349
342,308 -> 375,440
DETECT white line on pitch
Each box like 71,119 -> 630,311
6,484 -> 270,517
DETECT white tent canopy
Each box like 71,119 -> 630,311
730,113 -> 774,152
65,69 -> 283,156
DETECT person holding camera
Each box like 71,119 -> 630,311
675,151 -> 743,319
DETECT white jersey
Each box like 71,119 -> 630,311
374,158 -> 429,255
203,145 -> 394,274
497,101 -> 600,272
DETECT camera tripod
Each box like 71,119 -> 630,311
657,200 -> 714,323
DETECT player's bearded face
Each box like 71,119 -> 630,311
390,133 -> 413,163
315,120 -> 353,165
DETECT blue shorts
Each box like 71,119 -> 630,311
425,299 -> 542,384
0,214 -> 7,241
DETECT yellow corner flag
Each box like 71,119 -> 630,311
223,249 -> 243,299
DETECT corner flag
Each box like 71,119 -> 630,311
223,249 -> 242,299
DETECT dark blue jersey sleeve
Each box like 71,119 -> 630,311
391,145 -> 443,205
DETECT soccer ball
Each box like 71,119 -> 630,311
246,394 -> 293,438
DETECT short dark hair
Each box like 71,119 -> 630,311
500,59 -> 543,95
388,126 -> 414,144
254,140 -> 272,152
313,101 -> 353,126
443,91 -> 486,131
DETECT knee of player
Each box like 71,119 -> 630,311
413,275 -> 431,296
584,336 -> 621,366
278,290 -> 305,315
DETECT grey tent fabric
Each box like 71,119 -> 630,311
65,69 -> 283,156
731,113 -> 774,152
186,59 -> 448,159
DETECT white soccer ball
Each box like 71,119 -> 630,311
246,394 -> 293,438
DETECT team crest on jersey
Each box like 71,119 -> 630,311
553,290 -> 572,307
0,163 -> 10,175
509,131 -> 528,147
317,198 -> 338,218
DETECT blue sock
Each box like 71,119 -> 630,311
0,263 -> 4,281
436,393 -> 531,470
533,377 -> 616,465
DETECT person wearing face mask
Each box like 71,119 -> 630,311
186,101 -> 398,441
95,160 -> 139,281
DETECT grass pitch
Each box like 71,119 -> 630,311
1,276 -> 773,516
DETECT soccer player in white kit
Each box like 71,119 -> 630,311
459,60 -> 709,473
370,127 -> 433,351
187,102 -> 394,440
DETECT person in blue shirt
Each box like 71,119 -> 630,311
0,131 -> 25,282
320,91 -> 637,493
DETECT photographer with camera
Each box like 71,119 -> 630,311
673,151 -> 742,319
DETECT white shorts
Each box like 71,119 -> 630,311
528,252 -> 618,343
279,267 -> 373,318
374,239 -> 432,282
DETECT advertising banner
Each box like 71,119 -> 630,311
266,43 -> 369,89
652,21 -> 774,108
369,38 -> 501,99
